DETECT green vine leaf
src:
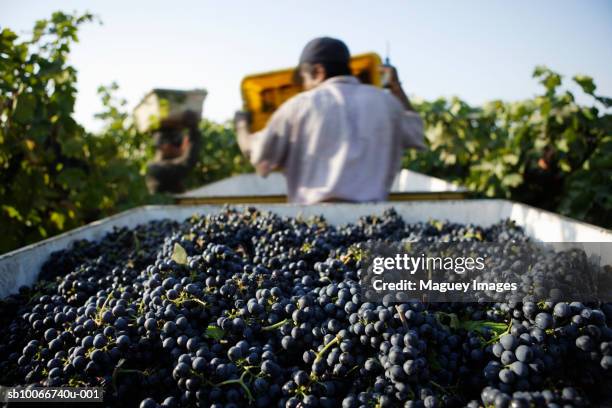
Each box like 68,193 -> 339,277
171,243 -> 188,265
205,325 -> 224,340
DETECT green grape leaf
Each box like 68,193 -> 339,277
502,173 -> 522,188
205,325 -> 224,340
2,205 -> 23,221
171,243 -> 188,265
49,211 -> 66,230
573,75 -> 596,95
13,94 -> 36,124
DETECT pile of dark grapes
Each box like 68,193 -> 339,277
0,207 -> 610,408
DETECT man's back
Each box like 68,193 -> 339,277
249,76 -> 424,204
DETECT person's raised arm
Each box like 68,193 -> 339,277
179,110 -> 202,168
234,111 -> 253,159
233,102 -> 294,176
234,111 -> 271,175
381,65 -> 415,112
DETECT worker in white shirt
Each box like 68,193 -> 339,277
234,37 -> 426,204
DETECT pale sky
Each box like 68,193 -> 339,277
2,0 -> 611,131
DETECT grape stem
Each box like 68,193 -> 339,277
484,320 -> 512,346
94,292 -> 114,326
183,296 -> 207,308
315,335 -> 341,362
395,305 -> 409,329
430,380 -> 455,396
215,371 -> 254,402
261,318 -> 290,331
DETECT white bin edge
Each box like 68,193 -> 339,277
1,199 -> 610,299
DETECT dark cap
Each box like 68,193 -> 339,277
298,37 -> 350,65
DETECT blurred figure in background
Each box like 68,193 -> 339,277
146,110 -> 202,194
234,37 -> 425,204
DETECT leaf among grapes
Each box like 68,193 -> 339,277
171,242 -> 188,265
205,325 -> 224,340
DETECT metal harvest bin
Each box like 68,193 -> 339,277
1,200 -> 611,299
174,170 -> 469,204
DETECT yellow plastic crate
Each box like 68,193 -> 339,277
241,53 -> 382,132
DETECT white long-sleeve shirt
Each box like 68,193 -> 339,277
249,76 -> 425,204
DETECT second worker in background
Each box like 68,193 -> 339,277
146,110 -> 202,194
234,37 -> 426,204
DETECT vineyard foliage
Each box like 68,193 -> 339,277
0,13 -> 248,253
0,12 -> 610,253
405,68 -> 612,227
